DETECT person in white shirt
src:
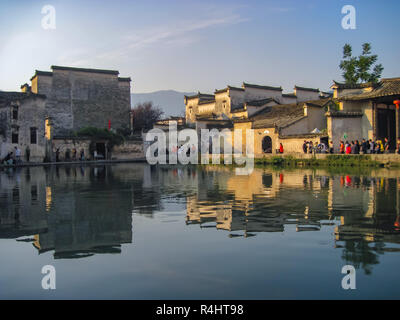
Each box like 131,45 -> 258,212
14,146 -> 21,164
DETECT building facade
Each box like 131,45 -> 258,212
185,82 -> 328,124
327,78 -> 400,149
24,65 -> 132,136
184,81 -> 332,156
0,91 -> 47,162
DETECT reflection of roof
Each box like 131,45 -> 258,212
340,78 -> 400,101
250,98 -> 331,129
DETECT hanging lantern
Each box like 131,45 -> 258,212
394,100 -> 400,110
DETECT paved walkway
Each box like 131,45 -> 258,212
0,158 -> 147,168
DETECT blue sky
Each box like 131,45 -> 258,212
0,0 -> 399,93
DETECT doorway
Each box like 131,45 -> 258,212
262,136 -> 272,153
377,108 -> 396,149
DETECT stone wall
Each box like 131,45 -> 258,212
0,94 -> 46,162
31,67 -> 131,136
327,115 -> 362,148
52,138 -> 91,161
112,139 -> 144,160
52,137 -> 144,161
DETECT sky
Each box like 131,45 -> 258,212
0,0 -> 399,94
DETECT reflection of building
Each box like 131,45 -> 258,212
0,167 -> 48,237
186,168 -> 332,236
0,165 -> 135,259
184,166 -> 400,274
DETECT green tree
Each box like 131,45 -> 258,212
339,43 -> 384,84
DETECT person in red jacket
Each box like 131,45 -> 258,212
279,143 -> 284,154
345,141 -> 351,154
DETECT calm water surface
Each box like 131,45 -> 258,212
0,163 -> 399,299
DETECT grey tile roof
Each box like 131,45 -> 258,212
242,82 -> 282,91
0,91 -> 46,107
340,78 -> 400,101
51,65 -> 120,75
250,98 -> 332,129
294,85 -> 319,92
245,98 -> 278,107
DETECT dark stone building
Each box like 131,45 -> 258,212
26,65 -> 131,136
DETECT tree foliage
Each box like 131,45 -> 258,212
131,101 -> 164,132
339,43 -> 383,84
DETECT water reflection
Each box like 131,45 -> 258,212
0,164 -> 400,276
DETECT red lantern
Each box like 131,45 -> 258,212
108,119 -> 111,130
394,100 -> 400,110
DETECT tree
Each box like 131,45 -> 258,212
339,43 -> 384,84
131,101 -> 164,132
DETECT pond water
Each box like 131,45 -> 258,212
0,163 -> 399,299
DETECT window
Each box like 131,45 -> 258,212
12,107 -> 18,120
30,127 -> 37,144
12,132 -> 18,144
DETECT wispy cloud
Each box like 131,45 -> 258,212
59,11 -> 248,66
127,14 -> 246,50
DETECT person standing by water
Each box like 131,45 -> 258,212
329,141 -> 334,154
361,139 -> 368,154
397,138 -> 400,154
25,146 -> 30,162
355,140 -> 361,154
384,138 -> 390,153
14,146 -> 21,164
340,141 -> 345,154
55,148 -> 60,162
80,149 -> 85,161
369,139 -> 375,154
279,143 -> 284,154
302,141 -> 308,154
345,141 -> 351,154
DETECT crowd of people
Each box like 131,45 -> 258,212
302,141 -> 334,154
302,138 -> 400,155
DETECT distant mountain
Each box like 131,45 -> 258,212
131,90 -> 195,117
